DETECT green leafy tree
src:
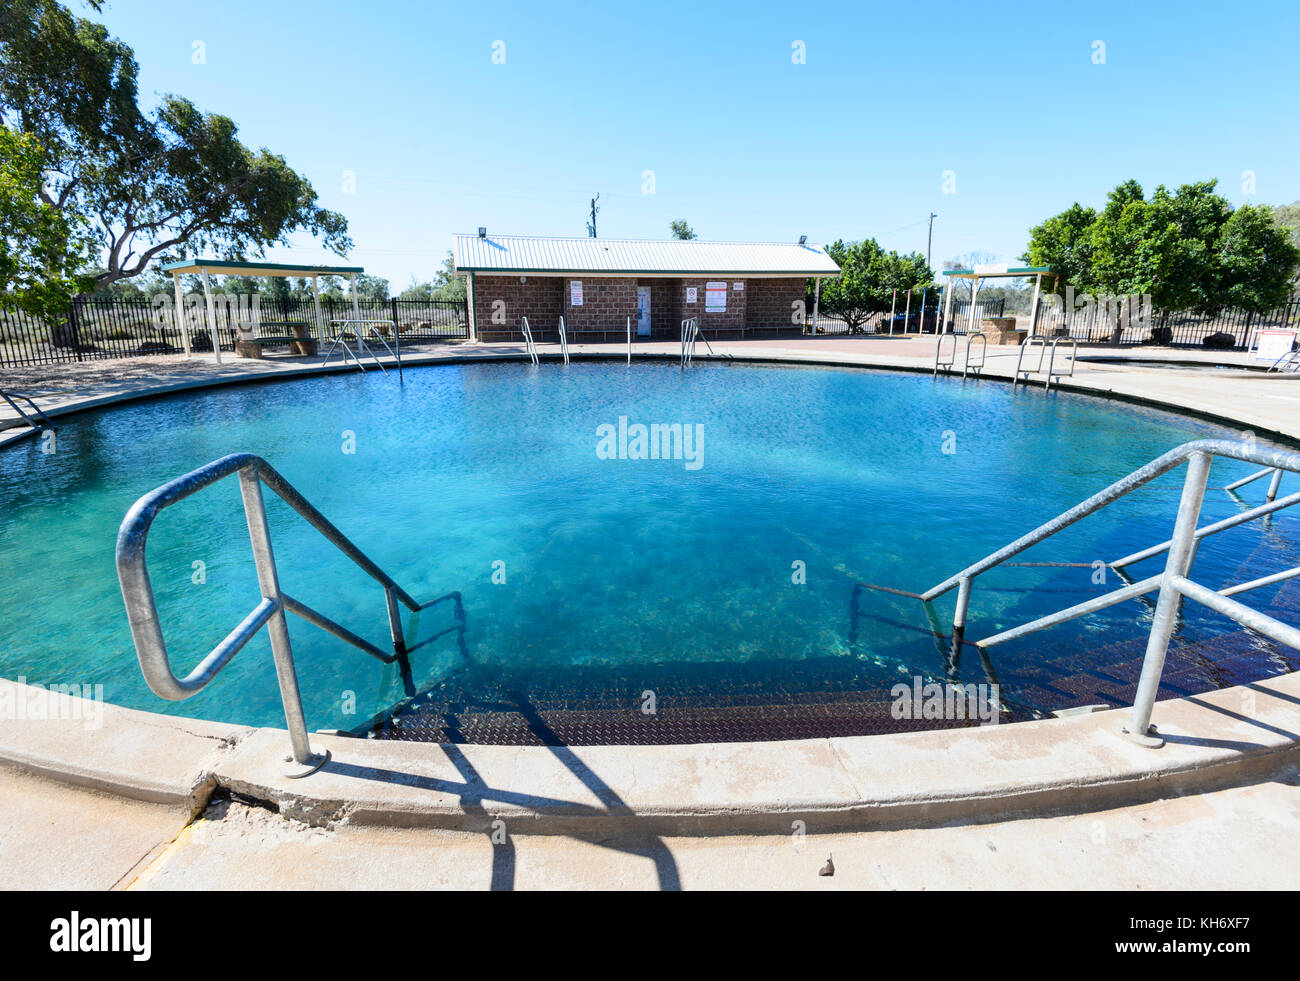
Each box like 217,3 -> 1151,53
816,238 -> 933,332
349,273 -> 389,301
669,219 -> 697,240
430,251 -> 465,301
0,124 -> 96,317
0,1 -> 351,292
1023,179 -> 1298,323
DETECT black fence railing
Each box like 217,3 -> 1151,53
0,295 -> 470,367
1033,297 -> 1300,349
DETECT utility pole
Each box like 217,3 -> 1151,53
587,193 -> 600,238
926,213 -> 937,269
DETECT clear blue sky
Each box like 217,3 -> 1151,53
91,0 -> 1300,288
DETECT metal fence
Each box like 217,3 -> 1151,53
0,295 -> 470,367
1032,297 -> 1300,349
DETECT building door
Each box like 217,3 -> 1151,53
637,286 -> 652,337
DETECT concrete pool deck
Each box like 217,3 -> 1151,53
1,335 -> 1298,888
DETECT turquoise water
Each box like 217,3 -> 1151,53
0,361 -> 1295,732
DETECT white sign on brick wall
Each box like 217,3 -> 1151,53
705,281 -> 727,312
686,287 -> 698,304
570,281 -> 583,306
733,282 -> 744,290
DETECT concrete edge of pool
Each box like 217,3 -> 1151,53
2,341 -> 1298,846
1,672 -> 1297,836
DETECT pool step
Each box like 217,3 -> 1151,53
364,656 -> 1028,746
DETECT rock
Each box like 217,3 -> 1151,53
1147,326 -> 1173,345
1203,331 -> 1235,350
819,855 -> 835,877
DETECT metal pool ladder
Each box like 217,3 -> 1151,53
116,453 -> 458,777
934,332 -> 986,378
322,319 -> 400,376
0,388 -> 56,432
681,317 -> 713,368
1268,349 -> 1300,373
520,316 -> 539,365
919,439 -> 1300,747
557,315 -> 570,365
1014,335 -> 1078,389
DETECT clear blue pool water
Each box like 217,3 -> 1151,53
0,361 -> 1296,737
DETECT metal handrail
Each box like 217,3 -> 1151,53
964,333 -> 987,378
1267,349 -> 1299,373
1013,335 -> 1046,386
918,439 -> 1300,746
116,453 -> 428,776
934,333 -> 986,378
680,317 -> 713,368
322,319 -> 399,376
934,333 -> 957,376
557,315 -> 570,365
1043,336 -> 1078,390
520,316 -> 539,365
0,389 -> 56,433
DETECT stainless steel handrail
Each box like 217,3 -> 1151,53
1013,335 -> 1046,387
918,439 -> 1300,746
0,388 -> 55,432
557,315 -> 570,365
116,453 -> 427,776
934,333 -> 957,376
322,319 -> 399,376
1043,336 -> 1078,390
934,332 -> 986,378
964,333 -> 987,378
520,316 -> 539,365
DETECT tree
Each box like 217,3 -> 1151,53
669,220 -> 697,240
816,238 -> 933,332
0,124 -> 96,317
429,250 -> 465,301
348,273 -> 389,301
0,1 -> 350,292
1023,179 -> 1299,318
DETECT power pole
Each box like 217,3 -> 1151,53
926,213 -> 937,269
587,193 -> 600,238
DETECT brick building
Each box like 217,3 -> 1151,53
452,233 -> 841,342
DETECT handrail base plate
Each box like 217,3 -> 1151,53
1113,718 -> 1165,749
280,747 -> 331,778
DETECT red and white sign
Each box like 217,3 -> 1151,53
705,281 -> 727,312
686,287 -> 698,304
569,280 -> 583,306
1254,329 -> 1297,362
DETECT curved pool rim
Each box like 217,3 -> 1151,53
2,345 -> 1299,831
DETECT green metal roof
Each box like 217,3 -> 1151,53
161,258 -> 365,277
943,265 -> 1053,278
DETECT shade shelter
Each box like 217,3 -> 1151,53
161,259 -> 367,363
941,263 -> 1057,336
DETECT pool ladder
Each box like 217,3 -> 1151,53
0,388 -> 56,433
917,439 -> 1300,747
322,319 -> 402,377
681,317 -> 714,368
1267,349 -> 1300,373
116,453 -> 460,777
520,316 -> 540,365
1014,335 -> 1079,389
934,332 -> 986,378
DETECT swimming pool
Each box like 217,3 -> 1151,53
1,361 -> 1296,743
